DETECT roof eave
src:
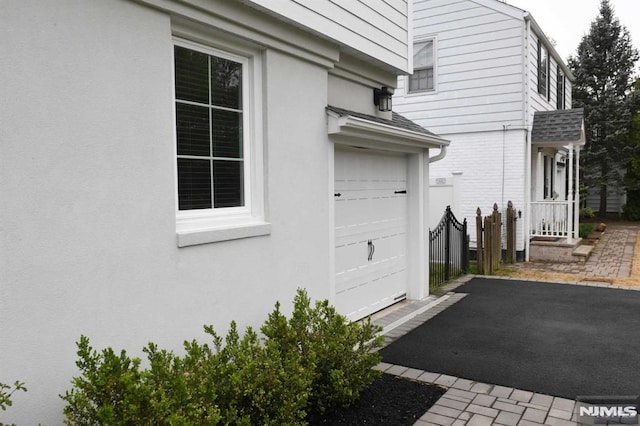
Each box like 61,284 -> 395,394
533,138 -> 586,147
327,112 -> 449,152
524,12 -> 575,81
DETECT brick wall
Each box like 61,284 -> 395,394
429,129 -> 527,251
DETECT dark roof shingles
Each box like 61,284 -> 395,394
531,108 -> 584,143
326,105 -> 438,138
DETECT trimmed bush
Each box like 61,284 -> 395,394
203,322 -> 310,425
262,289 -> 384,414
61,336 -> 223,425
61,328 -> 308,425
144,341 -> 222,425
61,289 -> 384,424
61,337 -> 156,425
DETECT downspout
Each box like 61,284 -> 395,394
525,131 -> 531,261
428,145 -> 447,163
425,143 -> 446,298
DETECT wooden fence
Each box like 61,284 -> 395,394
476,201 -> 518,274
505,201 -> 517,264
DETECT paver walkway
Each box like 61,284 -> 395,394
375,361 -> 578,426
508,224 -> 638,278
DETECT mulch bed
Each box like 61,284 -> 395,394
306,373 -> 446,425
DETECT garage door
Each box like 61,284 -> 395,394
334,148 -> 408,321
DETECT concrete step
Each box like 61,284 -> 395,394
529,237 -> 582,263
572,244 -> 594,263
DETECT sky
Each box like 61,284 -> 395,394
503,0 -> 640,63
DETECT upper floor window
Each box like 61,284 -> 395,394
409,40 -> 434,92
538,40 -> 549,100
556,65 -> 566,110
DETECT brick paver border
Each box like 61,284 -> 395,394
375,362 -> 581,426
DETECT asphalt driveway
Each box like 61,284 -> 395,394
380,277 -> 640,399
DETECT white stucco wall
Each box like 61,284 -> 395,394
0,1 -> 353,423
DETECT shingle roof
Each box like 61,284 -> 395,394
326,105 -> 439,138
531,108 -> 584,144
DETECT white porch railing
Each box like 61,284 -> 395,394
530,201 -> 571,237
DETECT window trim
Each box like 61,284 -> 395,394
173,37 -> 269,246
407,37 -> 436,94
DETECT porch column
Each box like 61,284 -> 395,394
536,149 -> 543,200
552,151 -> 557,198
544,155 -> 551,199
568,143 -> 574,242
574,146 -> 580,239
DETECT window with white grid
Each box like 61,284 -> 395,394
173,37 -> 268,246
409,40 -> 435,93
174,44 -> 246,210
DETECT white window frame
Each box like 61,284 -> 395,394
173,37 -> 269,247
407,37 -> 436,94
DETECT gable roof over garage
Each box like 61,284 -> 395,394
326,105 -> 448,152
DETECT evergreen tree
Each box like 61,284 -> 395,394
568,0 -> 638,215
623,79 -> 640,219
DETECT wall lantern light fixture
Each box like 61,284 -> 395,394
373,86 -> 393,112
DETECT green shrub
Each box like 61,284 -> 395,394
60,336 -> 207,425
61,289 -> 382,425
143,341 -> 222,425
622,198 -> 640,221
0,381 -> 26,413
203,322 -> 310,425
579,223 -> 595,239
579,207 -> 595,219
66,339 -> 149,424
1,380 -> 27,426
261,289 -> 384,414
61,328 -> 307,425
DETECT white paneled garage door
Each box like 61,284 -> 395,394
334,148 -> 408,321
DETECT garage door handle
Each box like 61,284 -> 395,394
368,240 -> 375,261
394,190 -> 406,194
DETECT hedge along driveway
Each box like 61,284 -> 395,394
380,277 -> 640,399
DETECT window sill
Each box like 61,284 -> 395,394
405,89 -> 437,97
177,220 -> 271,247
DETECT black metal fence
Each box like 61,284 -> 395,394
429,206 -> 469,290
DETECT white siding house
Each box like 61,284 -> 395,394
0,1 -> 448,423
396,0 -> 585,259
